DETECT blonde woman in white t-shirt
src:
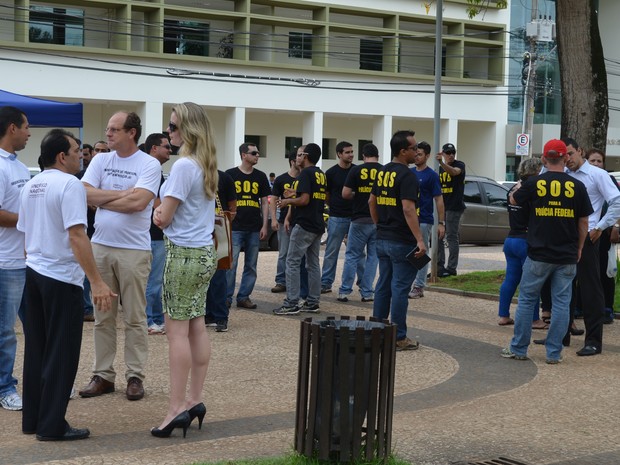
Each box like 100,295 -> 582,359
152,102 -> 218,438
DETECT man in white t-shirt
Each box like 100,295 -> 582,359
17,129 -> 115,441
0,106 -> 30,412
79,112 -> 160,401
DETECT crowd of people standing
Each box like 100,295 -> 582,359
3,100 -> 617,443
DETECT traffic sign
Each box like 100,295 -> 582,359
516,133 -> 530,156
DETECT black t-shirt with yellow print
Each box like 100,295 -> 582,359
372,161 -> 420,244
513,171 -> 593,264
294,165 -> 327,235
225,167 -> 271,232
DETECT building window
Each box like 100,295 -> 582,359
360,39 -> 382,71
29,6 -> 84,46
357,140 -> 373,161
285,137 -> 303,157
288,32 -> 312,59
164,20 -> 210,57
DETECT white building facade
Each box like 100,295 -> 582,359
0,0 -> 511,177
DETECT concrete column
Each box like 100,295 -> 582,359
225,107 -> 246,169
138,101 -> 165,143
303,111 -> 323,167
373,115 -> 393,164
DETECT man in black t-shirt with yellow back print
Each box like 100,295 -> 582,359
273,143 -> 326,315
225,143 -> 271,309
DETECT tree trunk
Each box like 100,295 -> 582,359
556,0 -> 608,150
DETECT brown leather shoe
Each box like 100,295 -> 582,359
126,377 -> 144,401
236,298 -> 257,309
79,375 -> 114,398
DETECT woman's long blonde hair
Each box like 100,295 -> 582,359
172,102 -> 218,199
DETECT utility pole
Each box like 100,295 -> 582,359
521,0 -> 556,157
522,0 -> 538,157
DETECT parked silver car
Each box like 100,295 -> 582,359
460,175 -> 510,244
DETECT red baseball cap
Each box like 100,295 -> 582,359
543,139 -> 567,158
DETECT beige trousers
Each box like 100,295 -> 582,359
92,244 -> 151,383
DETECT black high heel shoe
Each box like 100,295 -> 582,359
151,411 -> 191,438
188,403 -> 206,430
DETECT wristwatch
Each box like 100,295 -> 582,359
438,221 -> 445,225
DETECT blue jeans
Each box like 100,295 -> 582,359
227,230 -> 260,303
321,216 -> 351,289
413,223 -> 432,289
0,267 -> 25,396
499,237 -> 540,321
437,210 -> 463,272
284,225 -> 322,307
205,269 -> 229,323
83,277 -> 93,316
276,223 -> 309,298
145,240 -> 165,326
372,240 -> 417,341
510,258 -> 576,361
338,221 -> 377,299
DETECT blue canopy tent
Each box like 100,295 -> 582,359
0,89 -> 83,127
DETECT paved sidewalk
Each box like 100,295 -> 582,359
1,248 -> 620,465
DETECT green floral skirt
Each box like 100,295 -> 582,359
163,238 -> 217,321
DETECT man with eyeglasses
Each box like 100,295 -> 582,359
225,143 -> 271,310
436,142 -> 465,278
143,133 -> 172,336
369,130 -> 426,351
320,141 -> 355,294
79,112 -> 161,402
408,141 -> 445,299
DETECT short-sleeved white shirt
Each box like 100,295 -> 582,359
159,157 -> 215,247
82,150 -> 161,250
17,169 -> 87,287
568,160 -> 620,231
0,149 -> 30,269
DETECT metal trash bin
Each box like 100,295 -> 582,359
295,316 -> 397,463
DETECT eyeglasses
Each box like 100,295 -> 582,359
168,122 -> 178,133
246,151 -> 260,156
105,127 -> 124,134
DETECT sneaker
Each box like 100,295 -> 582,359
500,347 -> 528,360
148,324 -> 165,335
337,294 -> 349,302
546,356 -> 563,365
273,305 -> 300,316
300,302 -> 320,313
205,316 -> 217,327
215,321 -> 228,332
320,287 -> 332,294
395,337 -> 419,351
0,392 -> 22,411
361,296 -> 374,302
408,286 -> 424,299
271,283 -> 286,293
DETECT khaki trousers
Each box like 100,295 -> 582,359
92,244 -> 151,383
